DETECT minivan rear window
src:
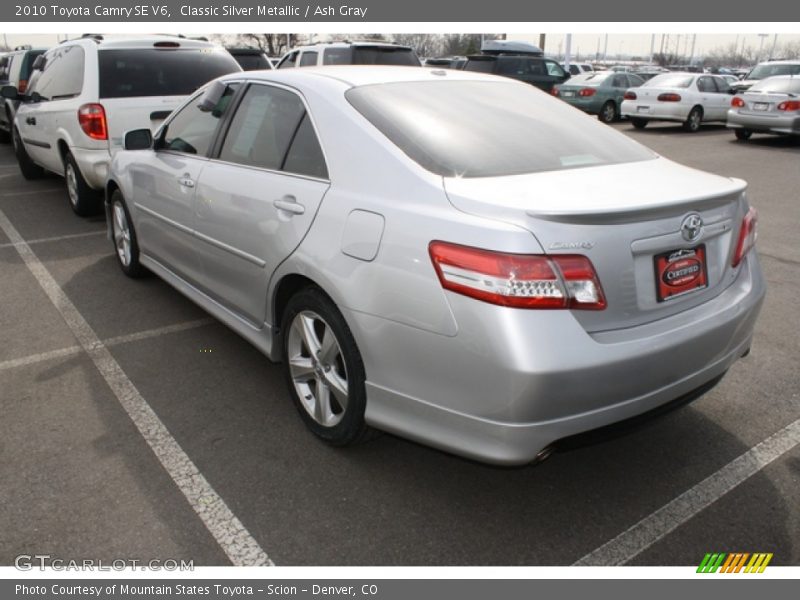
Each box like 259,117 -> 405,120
321,47 -> 420,66
98,48 -> 240,98
347,80 -> 655,178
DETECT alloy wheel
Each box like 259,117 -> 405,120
287,310 -> 349,428
65,163 -> 79,207
112,201 -> 132,267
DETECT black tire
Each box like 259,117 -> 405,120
0,126 -> 10,144
13,127 -> 45,179
630,118 -> 648,129
734,129 -> 752,141
0,106 -> 11,143
281,287 -> 371,446
109,189 -> 146,278
683,106 -> 703,133
598,101 -> 617,123
64,151 -> 102,216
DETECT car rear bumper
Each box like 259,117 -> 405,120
727,110 -> 800,135
621,101 -> 689,122
71,146 -> 112,190
352,253 -> 766,465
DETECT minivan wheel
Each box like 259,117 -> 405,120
64,152 -> 101,216
13,127 -> 45,179
734,129 -> 752,141
683,106 -> 703,132
598,101 -> 617,123
110,190 -> 145,278
630,118 -> 648,129
282,288 -> 370,446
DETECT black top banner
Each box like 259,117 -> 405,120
1,0 -> 798,22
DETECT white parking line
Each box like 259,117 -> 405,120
1,188 -> 64,197
0,318 -> 215,372
0,230 -> 106,249
574,417 -> 800,566
0,208 -> 272,566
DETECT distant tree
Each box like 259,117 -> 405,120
441,34 -> 481,56
390,34 -> 444,58
229,33 -> 304,57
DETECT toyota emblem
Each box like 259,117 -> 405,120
680,213 -> 704,243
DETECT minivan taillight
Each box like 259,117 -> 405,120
18,79 -> 28,94
428,242 -> 606,310
78,103 -> 107,140
732,207 -> 758,268
657,93 -> 682,102
731,96 -> 745,108
624,91 -> 637,100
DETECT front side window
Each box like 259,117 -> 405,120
29,45 -> 84,100
219,84 -> 327,178
162,84 -> 239,155
277,52 -> 298,69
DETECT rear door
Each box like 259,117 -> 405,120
193,82 -> 330,325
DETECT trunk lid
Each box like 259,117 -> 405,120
443,157 -> 747,333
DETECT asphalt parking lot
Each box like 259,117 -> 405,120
1,123 -> 798,567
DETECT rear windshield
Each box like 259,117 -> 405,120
322,47 -> 420,66
747,63 -> 800,80
643,73 -> 694,88
749,77 -> 800,94
99,48 -> 241,99
568,71 -> 612,84
231,53 -> 270,71
346,80 -> 655,178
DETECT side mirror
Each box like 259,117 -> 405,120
1,85 -> 20,100
124,129 -> 153,151
31,55 -> 46,71
197,80 -> 227,113
0,57 -> 8,69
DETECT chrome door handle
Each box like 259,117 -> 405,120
178,177 -> 195,188
273,196 -> 305,215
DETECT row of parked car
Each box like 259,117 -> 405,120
552,68 -> 800,141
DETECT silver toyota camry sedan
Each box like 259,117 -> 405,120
106,67 -> 765,465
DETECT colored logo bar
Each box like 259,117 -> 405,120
697,552 -> 773,573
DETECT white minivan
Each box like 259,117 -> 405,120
5,35 -> 241,215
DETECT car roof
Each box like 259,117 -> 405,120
61,35 -> 218,50
219,65 -> 516,89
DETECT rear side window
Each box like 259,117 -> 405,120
463,59 -> 496,74
347,80 -> 655,178
278,52 -> 297,69
299,52 -> 318,67
219,84 -> 327,178
30,45 -> 84,99
322,48 -> 351,65
98,48 -> 240,98
545,61 -> 565,77
231,53 -> 270,71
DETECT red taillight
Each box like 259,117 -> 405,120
624,90 -> 637,100
731,96 -> 745,108
732,207 -> 758,268
657,93 -> 682,102
578,87 -> 596,97
78,103 -> 107,141
777,100 -> 800,111
428,242 -> 606,310
550,87 -> 559,96
154,41 -> 180,49
18,79 -> 27,94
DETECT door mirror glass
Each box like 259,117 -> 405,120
1,85 -> 19,100
124,129 -> 153,151
31,54 -> 46,71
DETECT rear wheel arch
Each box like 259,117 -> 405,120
273,274 -> 327,337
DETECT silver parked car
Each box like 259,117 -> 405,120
727,75 -> 800,140
106,68 -> 765,465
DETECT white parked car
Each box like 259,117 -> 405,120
561,62 -> 594,76
277,41 -> 421,69
6,35 -> 241,215
621,72 -> 735,132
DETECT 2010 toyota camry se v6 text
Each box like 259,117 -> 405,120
105,67 -> 765,465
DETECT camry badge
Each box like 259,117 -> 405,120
680,213 -> 704,243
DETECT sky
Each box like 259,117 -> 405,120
2,32 -> 798,60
